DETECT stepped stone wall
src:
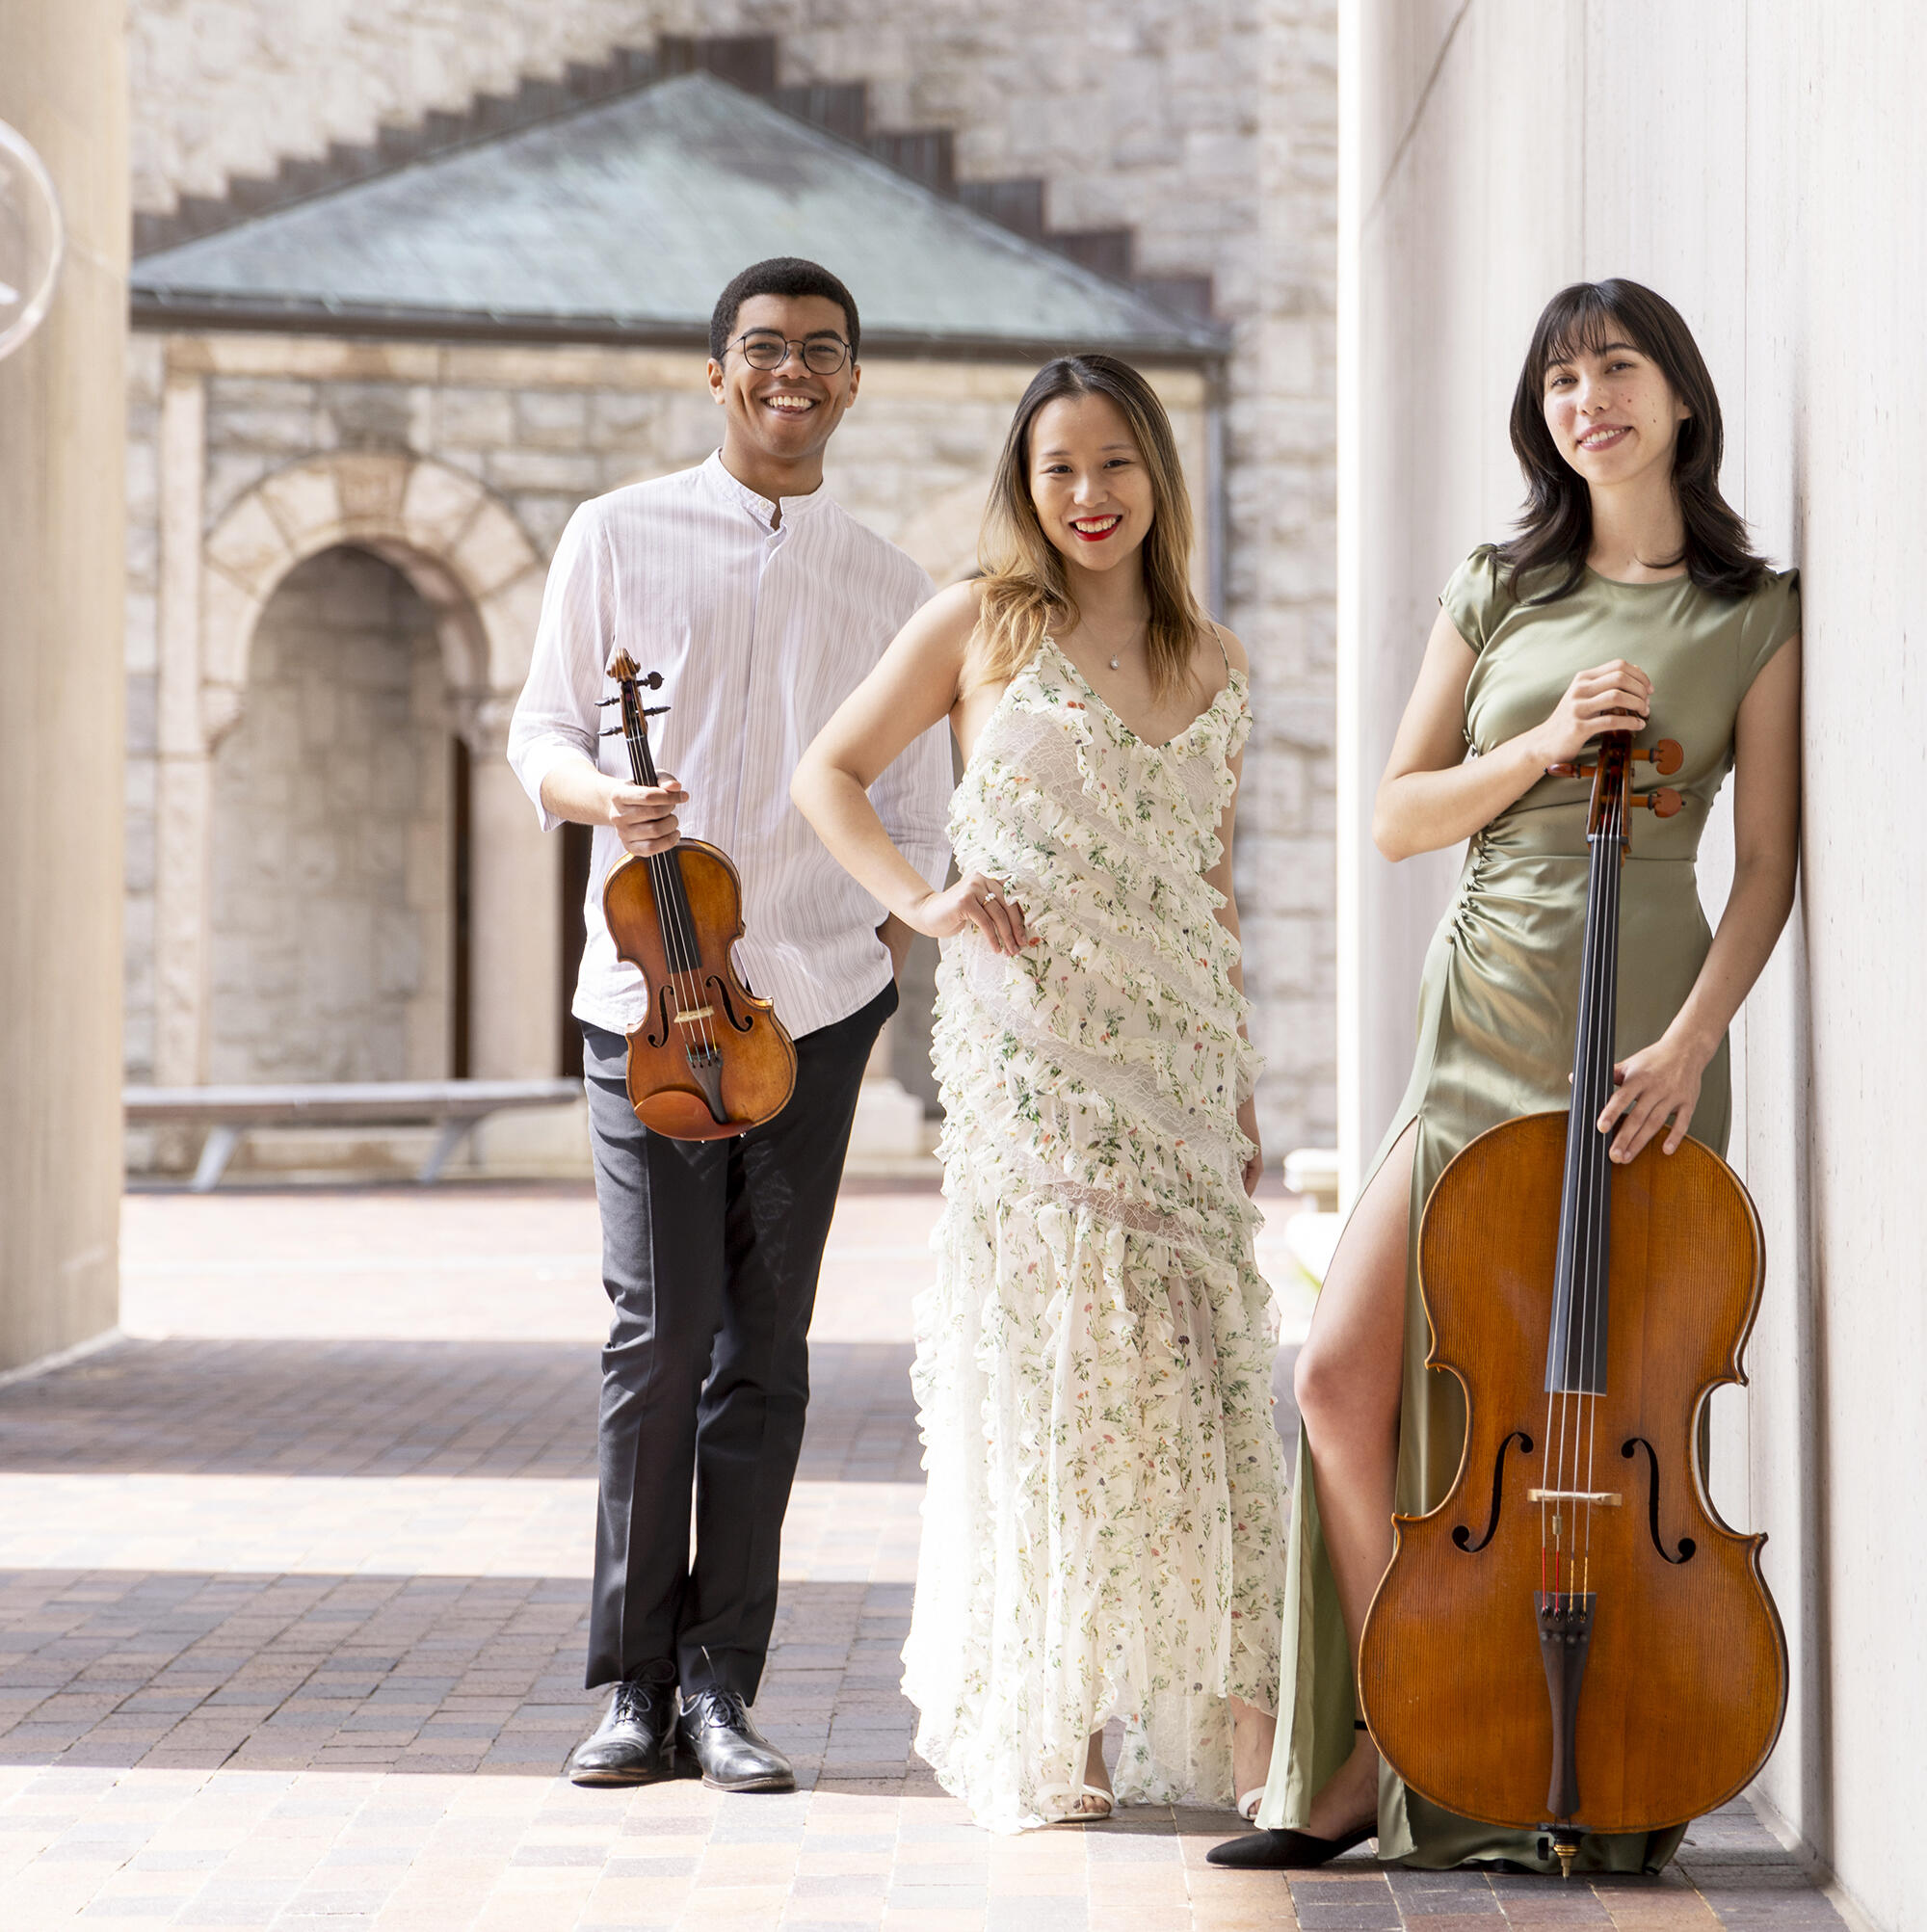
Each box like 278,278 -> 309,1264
126,0 -> 1337,1148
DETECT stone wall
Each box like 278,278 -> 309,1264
207,546 -> 450,1084
124,0 -> 1339,1151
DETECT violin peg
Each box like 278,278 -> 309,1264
644,704 -> 671,718
642,670 -> 665,690
1636,738 -> 1685,776
595,695 -> 621,707
599,725 -> 625,737
1633,786 -> 1684,817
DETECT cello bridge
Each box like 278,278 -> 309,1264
1528,1488 -> 1622,1506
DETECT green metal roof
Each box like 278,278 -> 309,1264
131,72 -> 1221,360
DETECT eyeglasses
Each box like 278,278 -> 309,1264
729,330 -> 852,375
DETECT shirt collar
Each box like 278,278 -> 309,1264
702,449 -> 832,532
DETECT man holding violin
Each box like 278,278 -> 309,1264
508,257 -> 950,1791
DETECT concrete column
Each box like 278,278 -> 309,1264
0,0 -> 127,1369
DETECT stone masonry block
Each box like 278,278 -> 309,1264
485,449 -> 602,494
436,386 -> 516,448
205,488 -> 296,595
514,389 -> 589,447
257,461 -> 345,553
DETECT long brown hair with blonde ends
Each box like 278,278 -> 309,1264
972,354 -> 1210,697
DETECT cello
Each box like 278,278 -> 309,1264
598,650 -> 797,1140
1358,728 -> 1786,1876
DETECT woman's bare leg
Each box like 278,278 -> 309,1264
1231,1697 -> 1276,1809
1289,1123 -> 1416,1839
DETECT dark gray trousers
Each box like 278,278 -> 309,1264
579,981 -> 895,1697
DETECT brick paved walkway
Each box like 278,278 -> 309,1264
0,1184 -> 1848,1929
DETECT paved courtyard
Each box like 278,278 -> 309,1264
0,1181 -> 1849,1930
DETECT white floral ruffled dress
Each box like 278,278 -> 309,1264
902,639 -> 1289,1833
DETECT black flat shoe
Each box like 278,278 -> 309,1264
675,1685 -> 796,1793
568,1671 -> 682,1786
1205,1820 -> 1377,1869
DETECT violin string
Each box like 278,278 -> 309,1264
621,691 -> 702,1048
631,701 -> 719,1067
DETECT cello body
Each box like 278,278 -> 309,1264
1358,1115 -> 1785,1835
1357,728 -> 1787,1868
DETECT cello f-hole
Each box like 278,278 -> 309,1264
1454,1429 -> 1534,1553
1621,1437 -> 1698,1565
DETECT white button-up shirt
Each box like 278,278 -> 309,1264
508,452 -> 952,1041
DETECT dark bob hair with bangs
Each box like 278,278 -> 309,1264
1499,278 -> 1766,603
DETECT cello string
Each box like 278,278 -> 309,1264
1578,769 -> 1621,1594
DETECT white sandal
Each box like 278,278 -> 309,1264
1237,1787 -> 1265,1822
1043,1784 -> 1115,1825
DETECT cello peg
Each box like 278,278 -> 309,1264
1632,787 -> 1684,817
1635,738 -> 1684,776
1546,761 -> 1597,780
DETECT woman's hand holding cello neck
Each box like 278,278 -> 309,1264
1373,605 -> 1658,862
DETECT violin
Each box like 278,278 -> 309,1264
598,650 -> 797,1140
1358,729 -> 1785,1876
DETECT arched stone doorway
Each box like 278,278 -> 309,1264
149,449 -> 560,1106
207,545 -> 464,1084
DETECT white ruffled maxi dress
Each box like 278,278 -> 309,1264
902,640 -> 1289,1832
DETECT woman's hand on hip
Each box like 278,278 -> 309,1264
1597,1028 -> 1709,1162
1531,661 -> 1653,766
910,871 -> 1031,955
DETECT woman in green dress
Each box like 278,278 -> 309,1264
1212,278 -> 1804,1874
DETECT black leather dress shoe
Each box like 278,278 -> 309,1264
675,1685 -> 795,1792
567,1673 -> 683,1786
1204,1820 -> 1376,1869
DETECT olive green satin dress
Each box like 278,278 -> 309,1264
1255,546 -> 1801,1872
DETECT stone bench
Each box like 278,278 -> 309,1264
125,1079 -> 583,1191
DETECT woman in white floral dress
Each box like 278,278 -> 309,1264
793,353 -> 1288,1832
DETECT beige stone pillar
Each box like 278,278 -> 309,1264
466,706 -> 561,1079
0,1 -> 127,1369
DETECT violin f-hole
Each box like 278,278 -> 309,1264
705,971 -> 756,1035
1621,1437 -> 1697,1564
1454,1429 -> 1534,1552
645,982 -> 675,1049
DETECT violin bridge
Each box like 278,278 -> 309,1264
671,1006 -> 717,1025
1528,1488 -> 1622,1506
